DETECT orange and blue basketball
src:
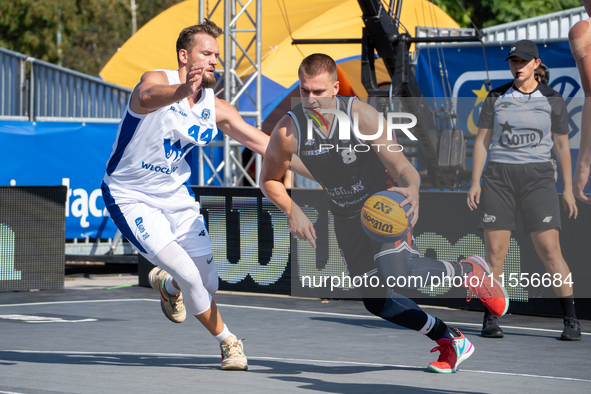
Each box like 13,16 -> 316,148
360,190 -> 412,243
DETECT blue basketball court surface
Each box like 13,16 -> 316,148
0,274 -> 589,394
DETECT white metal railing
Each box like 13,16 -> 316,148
0,47 -> 131,122
482,6 -> 587,42
415,6 -> 588,47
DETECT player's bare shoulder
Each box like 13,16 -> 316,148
276,114 -> 298,138
213,95 -> 231,114
141,69 -> 168,83
351,98 -> 381,119
130,70 -> 169,114
212,95 -> 242,127
258,113 -> 297,159
135,70 -> 169,96
273,114 -> 300,152
351,97 -> 384,138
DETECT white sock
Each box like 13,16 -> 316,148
164,275 -> 180,296
214,324 -> 235,343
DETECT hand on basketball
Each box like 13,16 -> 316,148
289,204 -> 317,249
467,184 -> 481,211
573,165 -> 591,204
387,186 -> 419,226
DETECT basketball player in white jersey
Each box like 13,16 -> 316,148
101,20 -> 269,370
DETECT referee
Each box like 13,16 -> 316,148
467,40 -> 581,341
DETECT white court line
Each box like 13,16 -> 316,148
0,299 -> 589,336
0,350 -> 589,384
0,299 -> 155,307
215,303 -> 591,336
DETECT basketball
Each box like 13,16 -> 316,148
360,190 -> 412,243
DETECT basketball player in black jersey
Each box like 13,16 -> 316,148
261,53 -> 508,373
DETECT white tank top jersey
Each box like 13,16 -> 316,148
103,69 -> 218,204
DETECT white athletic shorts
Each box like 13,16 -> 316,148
101,182 -> 213,259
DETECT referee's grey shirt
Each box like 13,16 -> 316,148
477,82 -> 569,164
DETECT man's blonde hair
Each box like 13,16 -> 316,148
298,53 -> 337,82
176,19 -> 222,58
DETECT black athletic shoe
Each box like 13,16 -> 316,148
481,314 -> 504,338
561,317 -> 582,341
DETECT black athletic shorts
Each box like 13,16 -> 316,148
479,161 -> 561,234
333,213 -> 415,298
333,214 -> 378,279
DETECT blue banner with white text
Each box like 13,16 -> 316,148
0,121 -> 223,239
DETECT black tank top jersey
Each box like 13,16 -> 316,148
289,95 -> 393,217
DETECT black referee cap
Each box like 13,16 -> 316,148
505,40 -> 539,61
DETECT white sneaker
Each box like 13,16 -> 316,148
220,337 -> 248,371
148,268 -> 186,323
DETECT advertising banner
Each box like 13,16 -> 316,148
0,121 -> 223,239
188,187 -> 590,318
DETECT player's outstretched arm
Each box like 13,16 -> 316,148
214,97 -> 316,181
130,64 -> 205,114
260,116 -> 317,248
214,98 -> 269,156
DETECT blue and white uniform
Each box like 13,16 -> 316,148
101,70 -> 219,315
103,69 -> 217,207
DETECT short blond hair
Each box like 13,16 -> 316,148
298,53 -> 337,82
176,19 -> 222,57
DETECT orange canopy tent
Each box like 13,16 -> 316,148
99,0 -> 459,125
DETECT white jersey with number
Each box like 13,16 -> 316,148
102,69 -> 217,207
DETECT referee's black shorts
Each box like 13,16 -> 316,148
479,161 -> 561,234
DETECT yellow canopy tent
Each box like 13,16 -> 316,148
100,0 -> 459,124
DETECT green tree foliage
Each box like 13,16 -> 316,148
0,0 -> 183,76
64,0 -> 184,75
0,1 -> 78,63
432,0 -> 582,29
0,1 -> 585,77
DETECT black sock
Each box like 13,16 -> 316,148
559,295 -> 577,319
426,318 -> 456,341
451,261 -> 461,277
461,263 -> 473,275
451,261 -> 474,277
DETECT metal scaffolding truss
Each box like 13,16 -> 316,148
198,0 -> 262,187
